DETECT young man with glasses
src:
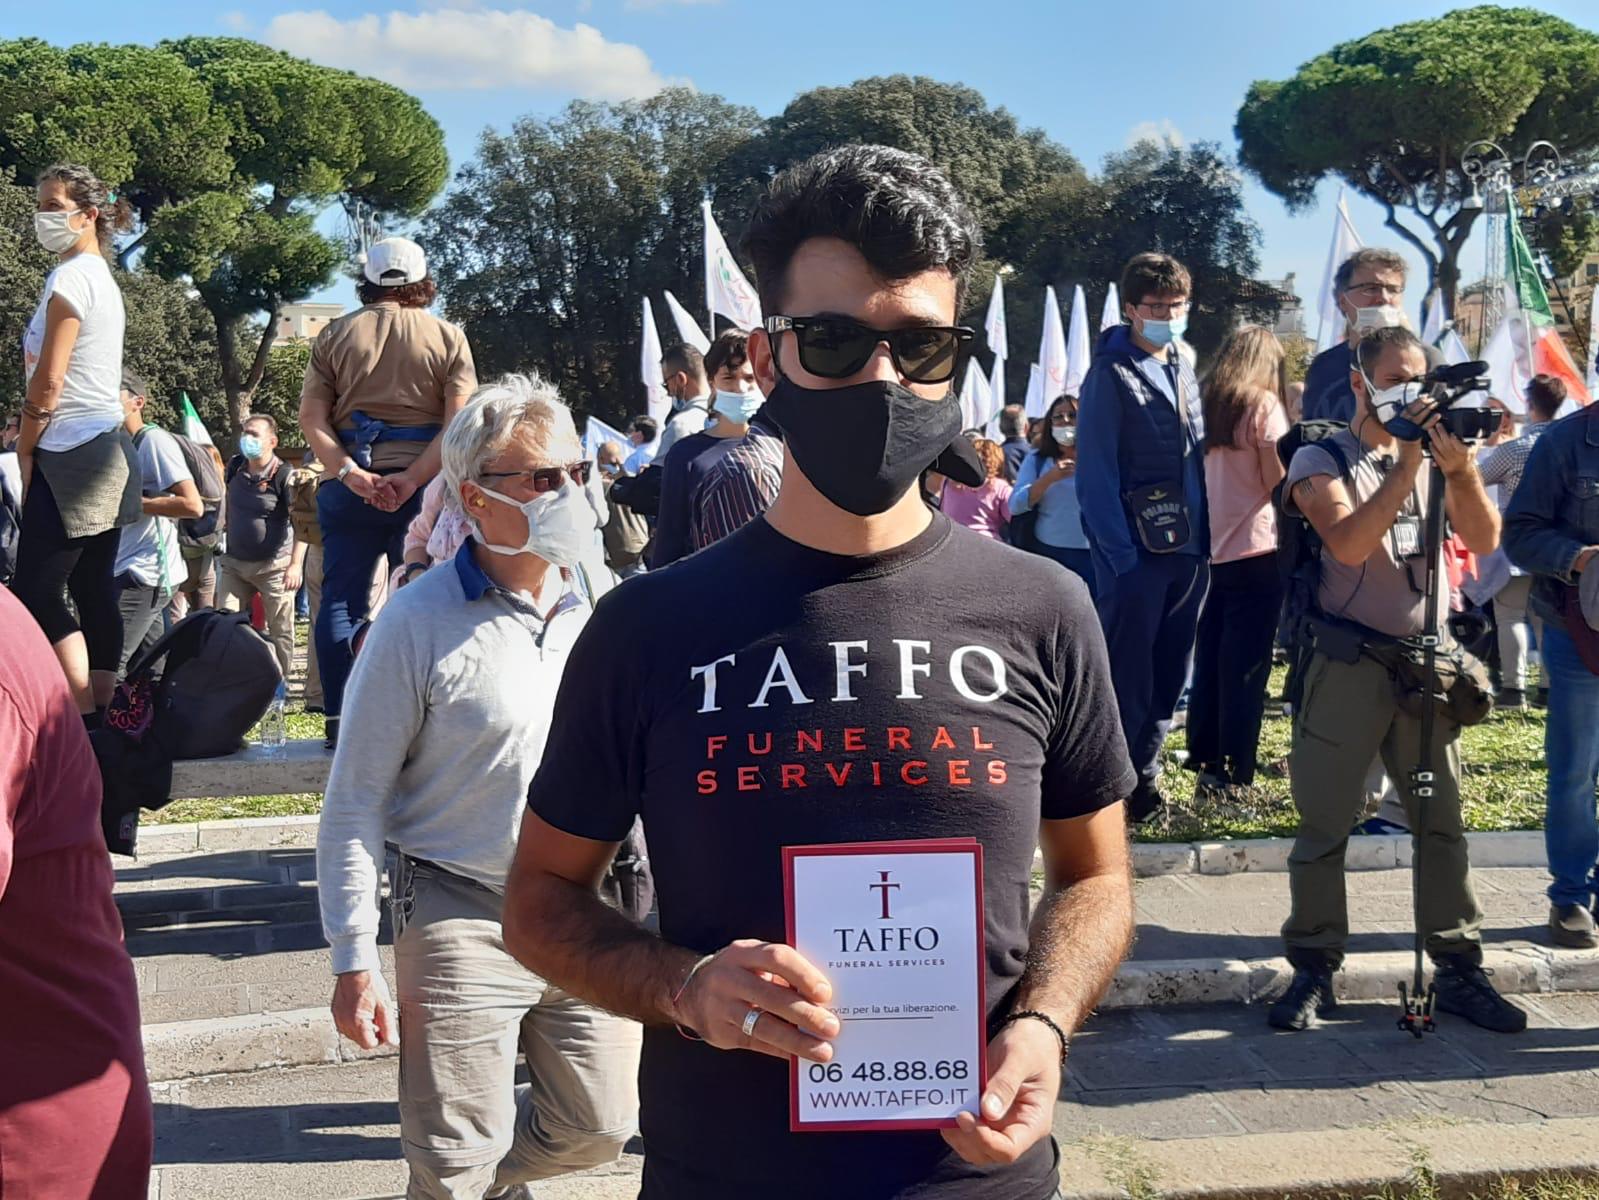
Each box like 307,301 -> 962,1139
503,145 -> 1136,1200
1076,253 -> 1209,824
1302,248 -> 1409,425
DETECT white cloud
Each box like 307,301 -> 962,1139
218,10 -> 252,31
623,0 -> 721,9
1125,119 -> 1185,149
261,8 -> 668,99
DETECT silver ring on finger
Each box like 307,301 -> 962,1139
741,1005 -> 763,1039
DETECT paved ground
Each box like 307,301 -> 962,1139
148,992 -> 1599,1199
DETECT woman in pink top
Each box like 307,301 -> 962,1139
390,473 -> 471,590
938,436 -> 1012,541
1186,325 -> 1290,793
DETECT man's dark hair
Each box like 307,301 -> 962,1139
1526,373 -> 1567,420
998,404 -> 1025,438
742,145 -> 982,314
661,343 -> 705,382
704,329 -> 750,381
356,277 -> 438,308
1354,325 -> 1425,375
1120,253 -> 1192,309
243,412 -> 279,437
630,414 -> 659,441
120,367 -> 148,398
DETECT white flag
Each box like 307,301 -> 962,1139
1036,287 -> 1068,418
1419,288 -> 1445,347
958,359 -> 992,432
1065,284 -> 1092,396
640,298 -> 670,425
663,290 -> 710,353
1482,285 -> 1537,415
984,274 -> 1008,362
1024,363 -> 1044,421
1439,329 -> 1472,367
703,199 -> 762,330
1315,187 -> 1363,353
583,415 -> 630,462
985,356 -> 1006,439
1100,283 -> 1121,331
1587,305 -> 1599,403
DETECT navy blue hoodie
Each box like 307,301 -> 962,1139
1075,324 -> 1208,575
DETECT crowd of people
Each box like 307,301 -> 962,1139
3,144 -> 1599,1200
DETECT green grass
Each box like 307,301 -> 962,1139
153,665 -> 1551,841
1142,665 -> 1548,844
1338,1173 -> 1599,1200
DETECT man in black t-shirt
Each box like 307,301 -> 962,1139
504,146 -> 1136,1200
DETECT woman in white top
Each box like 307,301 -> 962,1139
12,163 -> 139,720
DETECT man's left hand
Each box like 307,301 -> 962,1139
284,563 -> 303,592
1429,425 -> 1474,479
941,1017 -> 1061,1166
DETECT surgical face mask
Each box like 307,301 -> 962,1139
1353,304 -> 1404,333
238,434 -> 265,460
472,480 -> 592,566
34,209 -> 85,254
1051,423 -> 1076,447
1359,367 -> 1428,442
765,376 -> 960,516
1140,314 -> 1188,347
712,387 -> 761,424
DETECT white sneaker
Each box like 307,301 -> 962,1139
1549,903 -> 1599,949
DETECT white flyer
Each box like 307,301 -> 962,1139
783,839 -> 986,1132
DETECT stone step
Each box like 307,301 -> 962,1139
149,995 -> 1599,1200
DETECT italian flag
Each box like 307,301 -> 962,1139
1484,198 -> 1591,414
178,392 -> 215,446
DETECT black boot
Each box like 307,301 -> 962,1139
1432,954 -> 1527,1033
1268,953 -> 1337,1031
1127,779 -> 1163,825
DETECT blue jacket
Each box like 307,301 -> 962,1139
1503,405 -> 1599,626
1075,325 -> 1208,575
1302,343 -> 1357,425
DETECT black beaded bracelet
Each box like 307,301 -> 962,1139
1002,1009 -> 1070,1064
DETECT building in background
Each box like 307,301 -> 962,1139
274,303 -> 344,345
1256,273 -> 1305,340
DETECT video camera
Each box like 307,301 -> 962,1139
1383,360 -> 1503,444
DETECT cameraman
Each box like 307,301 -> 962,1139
1502,393 -> 1599,950
1270,326 -> 1525,1035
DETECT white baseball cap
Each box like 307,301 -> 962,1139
363,237 -> 428,287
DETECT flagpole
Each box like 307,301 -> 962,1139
703,192 -> 715,342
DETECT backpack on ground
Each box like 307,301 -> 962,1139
1274,419 -> 1354,707
93,609 -> 283,855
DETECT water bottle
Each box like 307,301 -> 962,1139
260,682 -> 288,752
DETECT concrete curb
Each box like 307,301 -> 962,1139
142,1006 -> 395,1082
143,946 -> 1599,1081
1057,1116 -> 1599,1199
137,815 -> 1548,874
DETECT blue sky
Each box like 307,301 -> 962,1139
12,0 -> 1599,331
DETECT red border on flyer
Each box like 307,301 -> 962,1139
782,838 -> 987,1133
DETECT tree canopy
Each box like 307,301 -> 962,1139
0,36 -> 448,433
1235,6 -> 1599,314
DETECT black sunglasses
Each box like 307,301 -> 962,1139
765,315 -> 974,385
481,460 -> 592,493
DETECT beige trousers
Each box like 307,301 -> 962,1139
391,856 -> 641,1200
215,552 -> 294,680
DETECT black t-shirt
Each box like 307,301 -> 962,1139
529,512 -> 1134,1200
651,430 -> 739,569
224,456 -> 292,563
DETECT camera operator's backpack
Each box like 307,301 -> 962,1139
1275,420 -> 1355,706
133,427 -> 226,550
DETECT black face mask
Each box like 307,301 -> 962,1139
764,376 -> 961,517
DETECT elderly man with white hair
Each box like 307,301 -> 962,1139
316,374 -> 642,1200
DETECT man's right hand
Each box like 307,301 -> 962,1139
1576,546 -> 1599,575
331,970 -> 400,1049
673,939 -> 839,1063
343,466 -> 384,504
